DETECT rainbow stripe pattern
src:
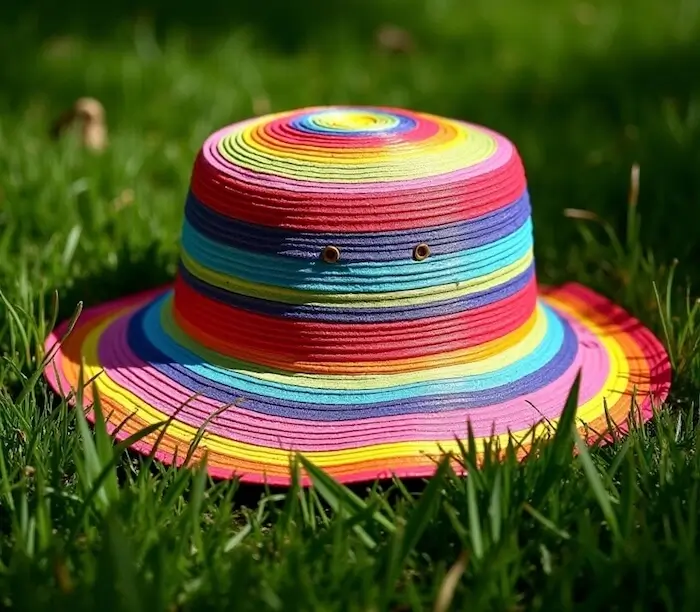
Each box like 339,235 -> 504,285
44,106 -> 672,485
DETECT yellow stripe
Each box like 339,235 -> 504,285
180,249 -> 534,307
217,113 -> 498,179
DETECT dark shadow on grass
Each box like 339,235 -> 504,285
52,242 -> 174,323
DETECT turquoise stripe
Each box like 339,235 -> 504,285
138,295 -> 564,405
180,218 -> 534,293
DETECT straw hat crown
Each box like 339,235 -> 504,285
174,106 -> 536,372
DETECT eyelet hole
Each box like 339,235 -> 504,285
321,245 -> 341,264
412,243 -> 431,261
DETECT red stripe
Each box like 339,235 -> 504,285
171,275 -> 538,363
188,151 -> 527,232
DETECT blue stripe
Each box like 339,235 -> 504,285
180,217 -> 534,293
177,261 -> 536,322
183,190 -> 532,263
290,109 -> 417,136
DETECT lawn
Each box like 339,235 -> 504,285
1,0 -> 700,609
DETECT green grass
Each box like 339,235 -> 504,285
1,0 -> 700,609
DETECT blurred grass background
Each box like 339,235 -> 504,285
0,0 -> 699,318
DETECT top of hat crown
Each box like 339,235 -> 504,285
172,106 -> 537,373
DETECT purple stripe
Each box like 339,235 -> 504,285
177,261 -> 536,323
93,304 -> 578,422
183,190 -> 532,263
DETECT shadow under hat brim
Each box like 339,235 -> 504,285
43,283 -> 671,486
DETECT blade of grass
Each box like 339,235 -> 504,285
184,401 -> 233,467
298,454 -> 396,533
531,371 -> 582,506
299,455 -> 396,549
522,503 -> 571,540
573,427 -> 621,542
466,469 -> 484,561
380,457 -> 450,609
13,299 -> 83,407
488,470 -> 502,544
69,419 -> 170,540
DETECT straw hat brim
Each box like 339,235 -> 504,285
44,282 -> 671,485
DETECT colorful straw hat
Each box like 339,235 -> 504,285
44,106 -> 672,485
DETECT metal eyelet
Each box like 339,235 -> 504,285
412,243 -> 431,261
321,245 -> 341,263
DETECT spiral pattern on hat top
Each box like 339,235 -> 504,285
190,107 -> 526,231
44,106 -> 671,485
